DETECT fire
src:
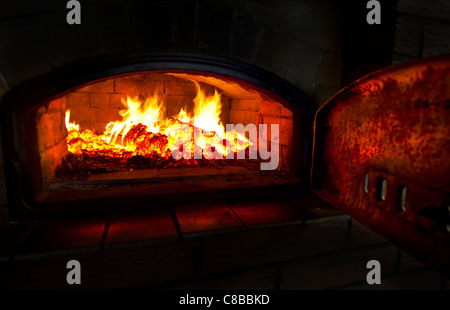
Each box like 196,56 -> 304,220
64,81 -> 251,162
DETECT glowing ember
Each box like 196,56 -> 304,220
64,81 -> 251,162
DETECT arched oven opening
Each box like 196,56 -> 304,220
1,55 -> 315,216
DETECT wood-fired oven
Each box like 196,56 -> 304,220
0,0 -> 448,290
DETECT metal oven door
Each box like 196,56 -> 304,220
311,55 -> 450,277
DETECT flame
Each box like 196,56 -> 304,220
64,81 -> 251,161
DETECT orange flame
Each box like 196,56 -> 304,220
65,81 -> 250,161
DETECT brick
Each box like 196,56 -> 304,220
64,92 -> 90,108
164,95 -> 195,113
39,139 -> 68,182
105,208 -> 178,247
69,107 -> 121,127
89,93 -> 111,108
0,221 -> 38,263
36,111 -> 64,150
261,116 -> 280,143
139,81 -> 165,99
14,215 -> 107,259
229,199 -> 301,229
77,79 -> 115,94
229,110 -> 246,125
245,111 -> 259,125
262,116 -> 280,126
109,93 -> 129,109
47,97 -> 64,113
279,145 -> 292,172
230,99 -> 239,110
164,80 -> 197,97
66,107 -> 91,124
280,118 -> 293,146
280,244 -> 399,290
280,106 -> 292,118
93,108 -> 122,123
259,99 -> 281,116
77,121 -> 91,133
114,77 -> 142,95
175,201 -> 245,237
231,99 -> 260,112
90,122 -> 109,135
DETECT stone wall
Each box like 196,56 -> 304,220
393,0 -> 450,64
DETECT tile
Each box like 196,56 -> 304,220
175,201 -> 245,237
340,268 -> 444,290
105,208 -> 178,247
346,218 -> 387,248
398,250 -> 428,272
280,244 -> 399,290
202,216 -> 349,274
280,194 -> 346,223
14,215 -> 107,259
229,199 -> 302,229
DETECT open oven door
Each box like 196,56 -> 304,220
311,55 -> 450,277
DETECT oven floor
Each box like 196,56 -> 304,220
0,195 -> 446,290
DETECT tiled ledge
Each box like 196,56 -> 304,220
0,195 -> 437,290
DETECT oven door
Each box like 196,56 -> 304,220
311,55 -> 450,277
